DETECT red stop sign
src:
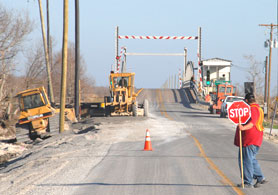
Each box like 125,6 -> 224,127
228,101 -> 251,125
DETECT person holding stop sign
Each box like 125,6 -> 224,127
233,93 -> 267,188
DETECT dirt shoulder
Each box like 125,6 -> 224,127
263,129 -> 278,144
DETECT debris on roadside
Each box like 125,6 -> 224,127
263,129 -> 278,144
0,142 -> 29,164
0,96 -> 20,143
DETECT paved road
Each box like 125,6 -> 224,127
74,89 -> 278,195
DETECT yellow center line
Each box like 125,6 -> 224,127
156,89 -> 173,120
191,135 -> 244,195
155,89 -> 244,195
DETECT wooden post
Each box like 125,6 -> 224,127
59,0 -> 69,133
267,25 -> 273,120
74,0 -> 80,120
259,24 -> 278,119
184,48 -> 187,82
115,26 -> 119,71
264,56 -> 268,104
38,0 -> 54,103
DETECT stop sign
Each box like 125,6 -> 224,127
228,101 -> 251,125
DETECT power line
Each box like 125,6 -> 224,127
231,63 -> 249,71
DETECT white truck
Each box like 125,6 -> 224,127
220,96 -> 244,118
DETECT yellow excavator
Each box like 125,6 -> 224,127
104,72 -> 148,116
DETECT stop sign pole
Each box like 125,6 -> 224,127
239,115 -> 244,188
228,101 -> 251,189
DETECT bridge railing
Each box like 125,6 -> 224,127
182,80 -> 198,95
182,80 -> 208,102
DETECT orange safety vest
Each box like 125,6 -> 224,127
250,104 -> 264,131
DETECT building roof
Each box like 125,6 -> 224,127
202,58 -> 232,66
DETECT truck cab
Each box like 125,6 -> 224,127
209,82 -> 237,114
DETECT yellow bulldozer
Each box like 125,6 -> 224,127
16,86 -> 76,140
104,72 -> 148,116
16,87 -> 54,140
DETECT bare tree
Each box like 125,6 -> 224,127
234,82 -> 244,97
0,5 -> 32,100
243,55 -> 264,97
51,42 -> 95,103
80,74 -> 96,102
21,41 -> 95,103
24,43 -> 46,89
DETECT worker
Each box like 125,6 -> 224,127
234,93 -> 267,188
119,77 -> 127,87
190,76 -> 195,89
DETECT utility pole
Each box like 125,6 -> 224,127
174,75 -> 176,88
264,56 -> 268,104
59,0 -> 69,133
172,75 -> 174,89
115,26 -> 119,71
197,27 -> 202,91
46,0 -> 50,65
74,0 -> 80,120
122,47 -> 127,73
38,0 -> 54,103
46,0 -> 53,82
184,48 -> 187,82
259,23 -> 278,119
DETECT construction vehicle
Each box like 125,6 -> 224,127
16,86 -> 77,140
104,72 -> 148,116
16,87 -> 54,140
208,82 -> 237,114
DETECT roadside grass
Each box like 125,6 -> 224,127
263,121 -> 278,129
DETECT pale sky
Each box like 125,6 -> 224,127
2,0 -> 278,95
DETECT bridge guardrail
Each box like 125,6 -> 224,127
182,80 -> 208,106
182,80 -> 198,95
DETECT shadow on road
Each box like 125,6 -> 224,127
180,114 -> 220,119
171,89 -> 179,103
0,152 -> 32,171
76,126 -> 99,134
153,108 -> 220,119
178,89 -> 193,109
37,182 -> 231,188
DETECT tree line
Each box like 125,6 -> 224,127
0,4 -> 95,105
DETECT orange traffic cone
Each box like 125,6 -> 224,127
144,129 -> 152,151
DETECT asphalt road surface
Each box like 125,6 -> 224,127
2,89 -> 278,195
73,89 -> 278,195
